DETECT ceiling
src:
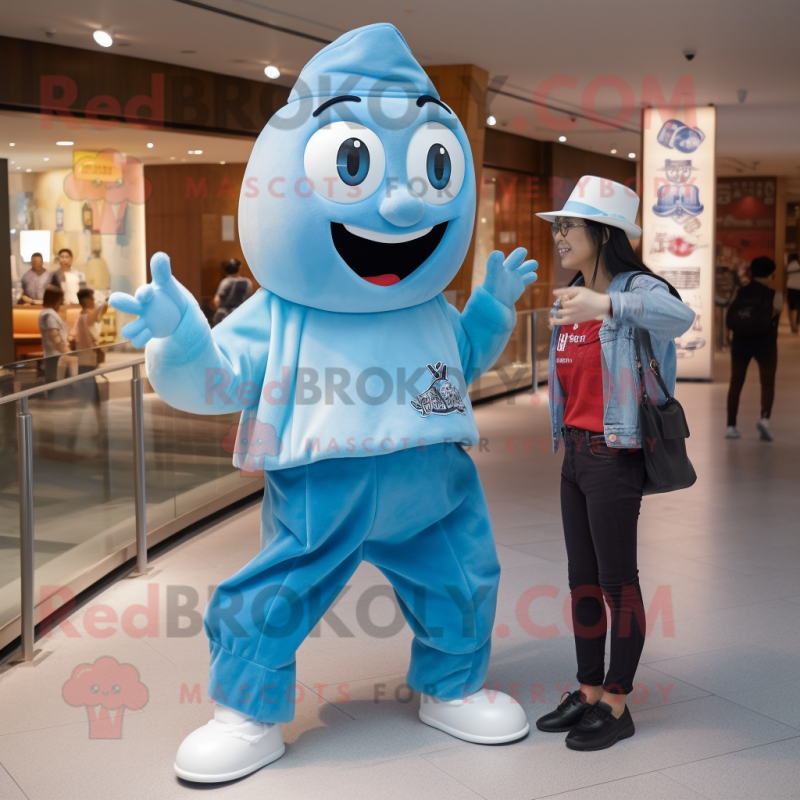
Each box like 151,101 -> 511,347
0,110 -> 255,173
2,0 -> 800,195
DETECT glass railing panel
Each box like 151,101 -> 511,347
141,391 -> 180,531
0,343 -> 266,656
469,311 -> 535,401
0,362 -> 137,632
134,362 -> 259,522
0,401 -> 22,631
534,308 -> 553,384
171,408 -> 257,518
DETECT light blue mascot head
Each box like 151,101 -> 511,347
239,23 -> 476,313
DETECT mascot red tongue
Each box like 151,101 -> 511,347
364,274 -> 400,285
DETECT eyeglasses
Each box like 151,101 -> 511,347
551,220 -> 589,238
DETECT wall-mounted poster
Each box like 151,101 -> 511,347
642,107 -> 716,380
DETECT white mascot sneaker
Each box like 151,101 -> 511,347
174,705 -> 285,783
419,688 -> 530,744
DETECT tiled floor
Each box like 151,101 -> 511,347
1,327 -> 799,799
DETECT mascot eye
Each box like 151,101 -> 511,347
406,122 -> 466,205
426,144 -> 451,190
337,139 -> 370,186
304,121 -> 385,204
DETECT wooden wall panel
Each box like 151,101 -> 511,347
484,129 -> 550,175
0,36 -> 288,136
551,143 -> 637,190
0,159 -> 13,365
425,64 -> 489,309
144,163 -> 250,305
486,167 -> 554,312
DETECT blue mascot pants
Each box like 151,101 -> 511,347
204,443 -> 500,722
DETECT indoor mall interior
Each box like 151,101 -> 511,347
1,2 -> 799,798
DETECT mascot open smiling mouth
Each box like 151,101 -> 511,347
111,22 -> 537,783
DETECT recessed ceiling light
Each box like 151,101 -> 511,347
147,142 -> 154,148
220,161 -> 226,165
264,65 -> 281,79
169,156 -> 176,160
93,29 -> 114,48
9,143 -> 15,147
43,157 -> 49,161
25,168 -> 31,173
628,152 -> 636,158
558,135 -> 567,142
56,141 -> 74,146
188,149 -> 203,155
486,116 -> 497,126
10,229 -> 16,234
610,148 -> 617,154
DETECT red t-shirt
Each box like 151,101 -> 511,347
555,320 -> 605,433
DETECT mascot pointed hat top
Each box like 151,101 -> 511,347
288,23 -> 439,103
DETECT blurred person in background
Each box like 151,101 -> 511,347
210,258 -> 253,327
726,256 -> 783,441
51,248 -> 86,305
71,288 -> 107,369
19,252 -> 54,304
786,252 -> 800,334
69,288 -> 106,404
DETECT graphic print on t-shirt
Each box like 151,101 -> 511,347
555,320 -> 604,432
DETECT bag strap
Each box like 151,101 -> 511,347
623,270 -> 682,300
634,328 -> 672,402
624,271 -> 674,403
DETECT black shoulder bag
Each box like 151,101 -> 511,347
625,273 -> 697,495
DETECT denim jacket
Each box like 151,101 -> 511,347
548,271 -> 696,452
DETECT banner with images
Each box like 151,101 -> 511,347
642,107 -> 716,380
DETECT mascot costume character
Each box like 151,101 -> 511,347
111,23 -> 537,783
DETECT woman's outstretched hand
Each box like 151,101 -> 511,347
110,252 -> 188,348
550,286 -> 612,328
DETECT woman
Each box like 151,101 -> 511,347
533,177 -> 695,751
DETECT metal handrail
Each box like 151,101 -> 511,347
0,345 -> 144,406
0,355 -> 145,405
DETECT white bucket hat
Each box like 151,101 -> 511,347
536,175 -> 642,239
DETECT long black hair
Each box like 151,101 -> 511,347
569,219 -> 680,299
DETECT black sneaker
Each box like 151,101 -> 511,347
565,701 -> 635,751
536,690 -> 595,733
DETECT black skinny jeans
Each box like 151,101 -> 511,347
726,347 -> 777,426
560,427 -> 647,695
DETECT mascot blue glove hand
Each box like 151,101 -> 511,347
481,247 -> 538,309
110,252 -> 188,348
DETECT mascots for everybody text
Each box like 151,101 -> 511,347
111,23 -> 537,782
